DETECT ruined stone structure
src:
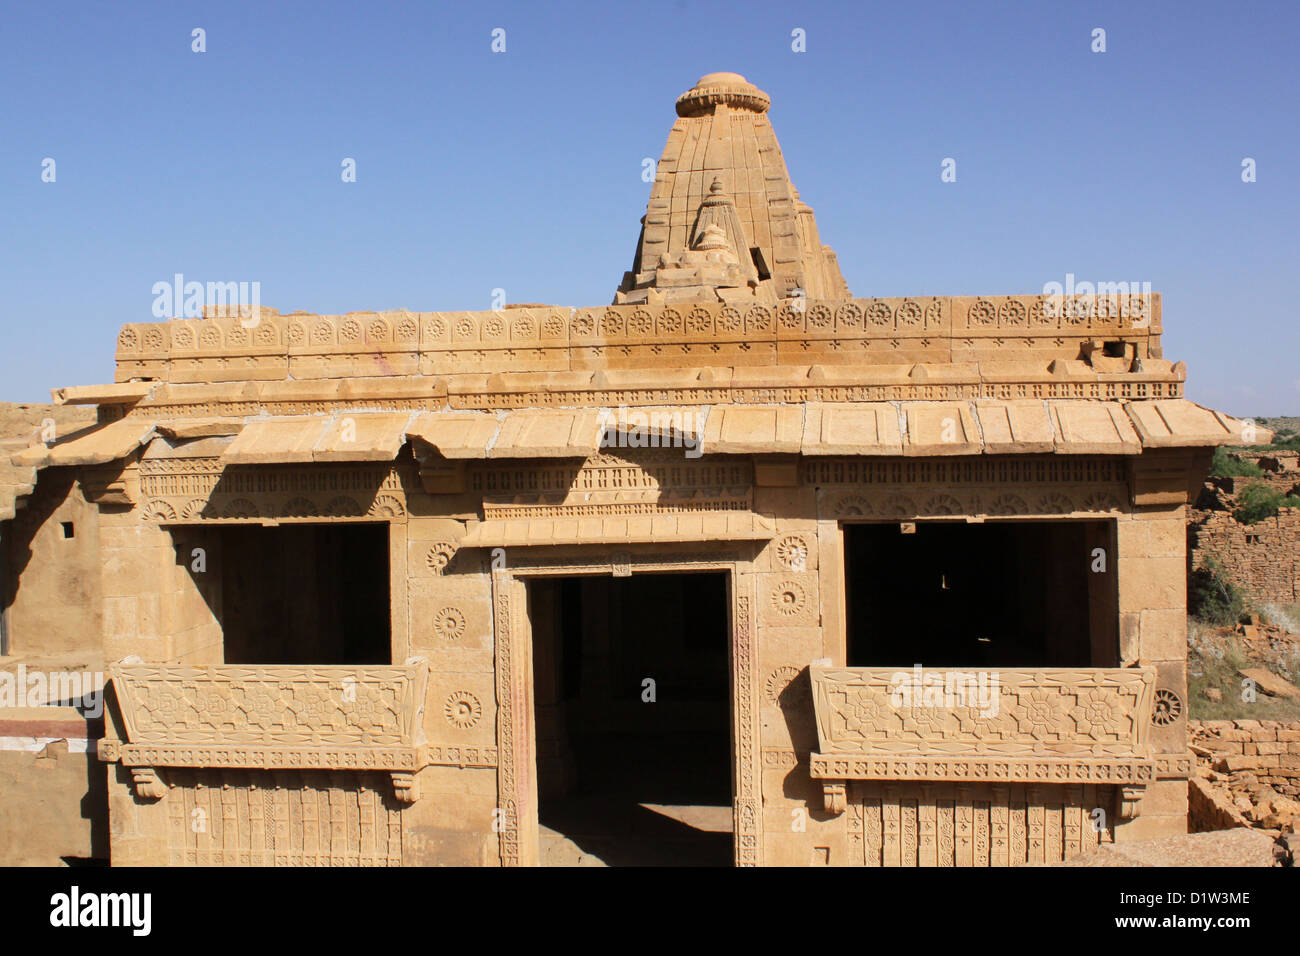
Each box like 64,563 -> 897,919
1189,719 -> 1300,839
0,73 -> 1268,866
1188,508 -> 1300,605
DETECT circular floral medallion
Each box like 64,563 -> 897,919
433,607 -> 467,641
445,691 -> 481,729
867,301 -> 893,326
968,299 -> 997,327
425,542 -> 456,574
744,306 -> 773,333
766,665 -> 807,706
835,303 -> 863,329
1152,689 -> 1183,726
716,307 -> 742,333
772,580 -> 806,617
807,304 -> 833,329
998,299 -> 1027,326
687,307 -> 712,334
774,534 -> 809,572
895,300 -> 923,327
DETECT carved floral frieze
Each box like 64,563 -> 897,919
807,666 -> 1158,815
102,661 -> 430,804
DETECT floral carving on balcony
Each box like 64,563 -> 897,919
808,665 -> 1158,815
101,660 -> 430,804
811,666 -> 1155,757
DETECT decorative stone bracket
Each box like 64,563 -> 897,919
99,658 -> 431,805
80,462 -> 134,508
806,665 -> 1160,818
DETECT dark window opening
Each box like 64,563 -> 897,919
530,571 -> 732,866
750,246 -> 771,280
217,523 -> 390,665
60,522 -> 74,539
845,521 -> 1117,668
1103,340 -> 1127,358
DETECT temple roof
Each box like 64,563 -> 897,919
7,73 -> 1269,487
615,73 -> 849,306
11,399 -> 1263,474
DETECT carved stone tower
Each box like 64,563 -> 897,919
615,72 -> 850,306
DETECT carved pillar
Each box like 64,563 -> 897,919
492,572 -> 537,866
732,581 -> 762,866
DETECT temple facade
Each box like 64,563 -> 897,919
0,73 -> 1264,866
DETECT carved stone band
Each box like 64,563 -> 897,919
808,753 -> 1157,784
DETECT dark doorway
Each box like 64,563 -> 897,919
845,521 -> 1117,668
217,523 -> 391,664
529,571 -> 733,866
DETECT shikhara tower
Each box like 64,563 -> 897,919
617,73 -> 849,306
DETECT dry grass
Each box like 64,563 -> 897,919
1187,617 -> 1300,721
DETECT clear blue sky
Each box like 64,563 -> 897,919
2,0 -> 1296,414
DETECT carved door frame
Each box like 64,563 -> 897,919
489,549 -> 761,867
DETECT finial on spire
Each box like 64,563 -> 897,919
675,73 -> 771,117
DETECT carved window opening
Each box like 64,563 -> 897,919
193,522 -> 392,665
844,520 -> 1118,668
526,571 -> 733,866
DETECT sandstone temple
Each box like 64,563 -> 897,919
0,73 -> 1268,866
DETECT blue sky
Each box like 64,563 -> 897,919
2,0 -> 1296,414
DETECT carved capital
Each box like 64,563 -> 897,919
823,781 -> 847,815
391,771 -> 420,804
81,463 -> 134,508
130,767 -> 166,800
1118,784 -> 1145,820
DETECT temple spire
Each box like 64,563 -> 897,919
615,73 -> 849,305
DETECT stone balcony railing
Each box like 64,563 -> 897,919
808,665 -> 1158,817
98,660 -> 429,804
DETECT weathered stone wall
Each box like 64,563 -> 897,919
3,470 -> 103,657
1188,776 -> 1249,832
0,708 -> 106,865
1190,719 -> 1300,797
1188,508 -> 1300,604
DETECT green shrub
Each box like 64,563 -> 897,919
1232,483 -> 1300,524
1188,555 -> 1249,626
1210,446 -> 1264,478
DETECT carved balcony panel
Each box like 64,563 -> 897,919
808,665 -> 1157,818
99,660 -> 430,804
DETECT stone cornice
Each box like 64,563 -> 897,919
110,295 -> 1168,389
